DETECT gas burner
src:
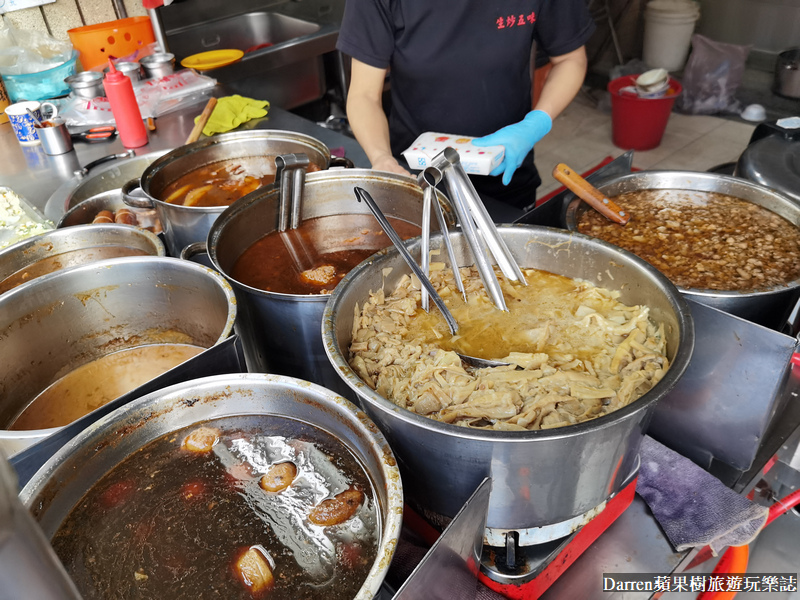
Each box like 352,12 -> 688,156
478,470 -> 639,599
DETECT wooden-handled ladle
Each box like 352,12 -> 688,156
552,163 -> 630,225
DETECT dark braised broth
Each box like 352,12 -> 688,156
160,158 -> 321,208
232,214 -> 421,295
51,415 -> 379,600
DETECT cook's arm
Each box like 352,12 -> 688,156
472,46 -> 588,185
533,45 -> 588,120
346,58 -> 411,177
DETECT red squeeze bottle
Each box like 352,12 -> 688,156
103,59 -> 148,148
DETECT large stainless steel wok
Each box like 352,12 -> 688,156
19,373 -> 403,600
322,225 -> 694,540
563,171 -> 800,330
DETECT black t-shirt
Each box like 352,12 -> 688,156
337,0 -> 594,210
337,0 -> 595,156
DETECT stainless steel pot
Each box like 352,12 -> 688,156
191,169 -> 450,395
774,48 -> 800,99
123,130 -> 351,256
0,224 -> 164,295
0,256 -> 237,457
322,225 -> 694,537
563,171 -> 800,330
19,373 -> 403,600
44,150 -> 168,223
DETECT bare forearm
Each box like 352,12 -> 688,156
533,46 -> 588,119
346,92 -> 394,167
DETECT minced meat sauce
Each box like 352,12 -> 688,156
577,189 -> 800,291
51,415 -> 379,599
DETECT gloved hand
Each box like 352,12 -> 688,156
472,110 -> 552,185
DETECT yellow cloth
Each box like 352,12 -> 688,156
197,95 -> 270,136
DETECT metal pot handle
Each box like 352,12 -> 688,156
121,178 -> 155,209
73,149 -> 135,179
180,241 -> 208,261
330,155 -> 354,169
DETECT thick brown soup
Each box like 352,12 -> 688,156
232,214 -> 421,295
51,415 -> 379,600
577,189 -> 800,291
160,158 -> 321,207
8,344 -> 204,430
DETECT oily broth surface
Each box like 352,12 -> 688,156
576,188 -> 800,291
8,344 -> 204,430
159,159 -> 321,208
51,415 -> 379,600
232,214 -> 421,295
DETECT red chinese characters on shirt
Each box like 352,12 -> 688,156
496,12 -> 536,29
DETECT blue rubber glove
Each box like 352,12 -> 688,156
472,110 -> 553,185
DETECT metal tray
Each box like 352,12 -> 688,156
0,187 -> 54,250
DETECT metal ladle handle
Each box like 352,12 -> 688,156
354,186 -> 459,335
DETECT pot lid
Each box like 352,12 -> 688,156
180,49 -> 244,71
736,135 -> 800,205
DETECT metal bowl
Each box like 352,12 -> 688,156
563,170 -> 800,329
322,225 -> 694,538
0,256 -> 237,456
19,373 -> 403,600
0,224 -> 164,296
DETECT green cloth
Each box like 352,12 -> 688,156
197,95 -> 270,136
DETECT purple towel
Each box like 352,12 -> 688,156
637,435 -> 768,555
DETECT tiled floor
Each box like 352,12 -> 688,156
535,89 -> 757,198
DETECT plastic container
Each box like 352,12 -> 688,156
643,0 -> 700,71
103,60 -> 148,149
609,75 -> 682,151
68,17 -> 155,71
2,52 -> 78,103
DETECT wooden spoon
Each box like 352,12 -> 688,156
185,97 -> 218,144
552,163 -> 630,225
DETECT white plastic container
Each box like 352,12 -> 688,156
402,132 -> 504,175
643,0 -> 701,72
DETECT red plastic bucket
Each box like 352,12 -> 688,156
608,75 -> 682,151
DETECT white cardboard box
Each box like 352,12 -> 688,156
402,132 -> 504,176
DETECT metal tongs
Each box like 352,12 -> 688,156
421,147 -> 526,312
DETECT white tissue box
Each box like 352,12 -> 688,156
402,132 -> 504,176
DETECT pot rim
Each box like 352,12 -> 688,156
138,130 -> 333,211
563,170 -> 800,297
322,224 -> 695,443
19,372 -> 404,600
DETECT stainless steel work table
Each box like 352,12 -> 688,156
0,89 -> 369,217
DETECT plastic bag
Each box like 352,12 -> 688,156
59,69 -> 217,127
677,34 -> 751,115
0,16 -> 73,75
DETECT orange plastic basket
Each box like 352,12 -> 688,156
68,17 -> 155,70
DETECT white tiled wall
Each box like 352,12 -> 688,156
2,0 -> 146,42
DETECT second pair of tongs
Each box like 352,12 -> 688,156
422,147 -> 526,312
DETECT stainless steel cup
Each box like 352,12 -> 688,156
35,118 -> 73,156
140,53 -> 175,79
64,71 -> 104,99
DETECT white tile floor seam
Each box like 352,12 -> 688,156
534,90 -> 756,198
